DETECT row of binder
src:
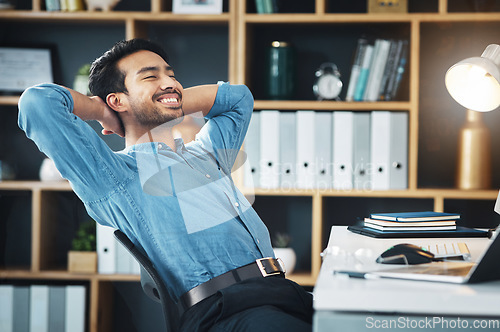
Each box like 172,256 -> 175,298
0,284 -> 86,332
244,110 -> 408,191
97,224 -> 141,275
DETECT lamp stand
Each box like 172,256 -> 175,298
456,109 -> 491,189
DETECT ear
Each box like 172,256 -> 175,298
106,93 -> 128,113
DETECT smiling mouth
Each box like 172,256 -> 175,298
154,90 -> 182,106
157,96 -> 179,105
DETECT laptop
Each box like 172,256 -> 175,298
341,230 -> 500,284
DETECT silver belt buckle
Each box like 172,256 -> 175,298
256,258 -> 283,277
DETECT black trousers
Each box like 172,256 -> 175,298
179,276 -> 313,332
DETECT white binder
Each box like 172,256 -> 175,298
332,112 -> 354,190
65,285 -> 86,332
260,110 -> 280,189
389,112 -> 408,189
13,286 -> 30,332
97,223 -> 116,274
370,111 -> 391,190
48,286 -> 66,332
0,285 -> 14,332
30,285 -> 49,332
315,111 -> 333,189
296,111 -> 316,189
116,239 -> 132,274
279,111 -> 296,189
244,111 -> 260,189
353,112 -> 371,190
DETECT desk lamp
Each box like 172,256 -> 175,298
445,44 -> 500,190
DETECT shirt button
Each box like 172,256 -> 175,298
234,202 -> 240,207
158,144 -> 163,149
257,239 -> 260,244
205,174 -> 211,179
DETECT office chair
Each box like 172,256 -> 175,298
113,230 -> 180,332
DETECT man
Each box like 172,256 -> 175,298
18,39 -> 313,331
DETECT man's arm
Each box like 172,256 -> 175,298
67,87 -> 125,137
181,84 -> 219,117
192,83 -> 254,173
18,83 -> 130,204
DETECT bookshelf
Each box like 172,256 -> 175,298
1,0 -> 500,331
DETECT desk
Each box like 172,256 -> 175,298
313,226 -> 500,331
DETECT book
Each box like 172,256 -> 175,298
369,211 -> 461,222
353,44 -> 374,101
363,39 -> 391,101
348,225 -> 488,239
378,39 -> 399,100
346,38 -> 368,102
385,39 -> 408,101
364,218 -> 456,227
364,223 -> 456,232
364,218 -> 457,231
45,0 -> 60,11
254,0 -> 265,13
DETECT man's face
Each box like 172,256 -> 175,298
118,50 -> 184,128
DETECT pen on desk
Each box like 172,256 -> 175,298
334,270 -> 380,280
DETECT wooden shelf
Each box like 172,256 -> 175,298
0,95 -> 20,106
0,10 -> 230,23
2,181 -> 496,201
0,180 -> 72,191
243,12 -> 500,24
1,0 -> 499,330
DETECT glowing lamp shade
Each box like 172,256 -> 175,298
445,44 -> 500,112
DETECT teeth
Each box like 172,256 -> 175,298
159,97 -> 178,103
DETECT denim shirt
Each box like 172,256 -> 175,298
18,82 -> 275,300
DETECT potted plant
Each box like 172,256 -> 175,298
272,232 -> 296,274
73,63 -> 91,96
68,220 -> 97,273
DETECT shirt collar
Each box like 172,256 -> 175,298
123,138 -> 186,154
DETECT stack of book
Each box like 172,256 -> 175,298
45,0 -> 84,11
346,38 -> 409,102
363,211 -> 461,232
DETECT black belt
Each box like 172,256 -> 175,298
177,257 -> 285,313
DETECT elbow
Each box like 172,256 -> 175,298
18,84 -> 72,131
234,84 -> 254,113
18,86 -> 46,131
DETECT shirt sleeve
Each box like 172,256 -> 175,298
197,82 -> 254,174
18,84 -> 132,203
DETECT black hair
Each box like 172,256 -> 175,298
88,39 -> 170,101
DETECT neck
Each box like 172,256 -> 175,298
125,122 -> 177,150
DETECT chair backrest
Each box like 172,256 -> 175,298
113,230 -> 180,332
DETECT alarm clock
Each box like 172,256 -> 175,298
313,63 -> 343,100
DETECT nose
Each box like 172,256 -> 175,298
160,75 -> 177,90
